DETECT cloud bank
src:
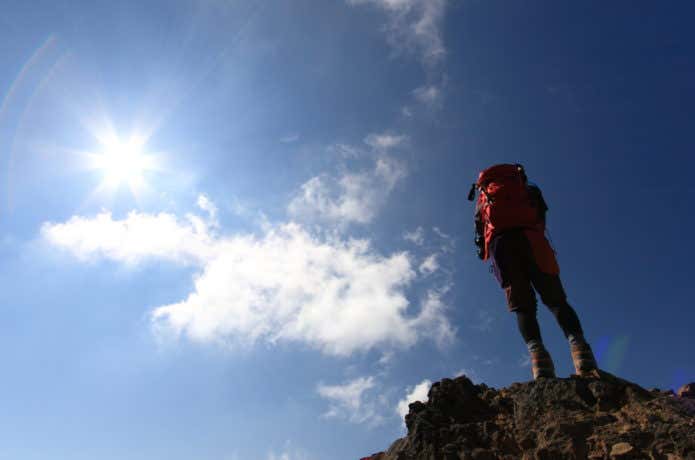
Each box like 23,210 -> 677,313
42,197 -> 452,356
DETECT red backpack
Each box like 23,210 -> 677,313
468,164 -> 540,260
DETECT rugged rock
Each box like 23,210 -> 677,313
363,373 -> 695,460
678,384 -> 694,399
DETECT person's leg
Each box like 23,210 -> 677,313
491,231 -> 555,379
515,307 -> 542,343
515,306 -> 555,379
547,299 -> 584,340
532,271 -> 598,376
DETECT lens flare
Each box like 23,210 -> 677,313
595,335 -> 630,374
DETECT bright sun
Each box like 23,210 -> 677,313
91,135 -> 155,192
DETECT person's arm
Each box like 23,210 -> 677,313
527,184 -> 548,222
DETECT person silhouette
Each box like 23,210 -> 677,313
469,163 -> 599,380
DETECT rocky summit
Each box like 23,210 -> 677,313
361,372 -> 695,460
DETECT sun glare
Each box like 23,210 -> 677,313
91,135 -> 156,193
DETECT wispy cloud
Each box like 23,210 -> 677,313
288,154 -> 406,226
327,143 -> 363,159
348,0 -> 449,115
280,133 -> 300,144
42,198 -> 452,356
417,287 -> 455,347
317,376 -> 384,425
396,379 -> 431,420
403,226 -> 424,245
413,83 -> 442,108
348,0 -> 446,66
433,226 -> 455,253
378,350 -> 395,368
471,309 -> 494,332
197,194 -> 219,228
364,132 -> 408,150
418,254 -> 438,275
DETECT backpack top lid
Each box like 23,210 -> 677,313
477,163 -> 526,187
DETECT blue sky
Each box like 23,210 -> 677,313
1,1 -> 693,459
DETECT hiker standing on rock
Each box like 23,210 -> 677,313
469,164 -> 599,380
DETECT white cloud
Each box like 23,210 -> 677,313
418,254 -> 438,275
288,155 -> 406,226
152,223 -> 424,355
403,226 -> 424,245
41,210 -> 216,266
43,200 -> 453,357
317,376 -> 382,424
348,0 -> 446,65
364,132 -> 407,150
396,379 -> 431,419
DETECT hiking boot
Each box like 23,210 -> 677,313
570,342 -> 599,377
530,348 -> 556,380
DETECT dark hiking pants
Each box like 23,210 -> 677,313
490,229 -> 584,343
